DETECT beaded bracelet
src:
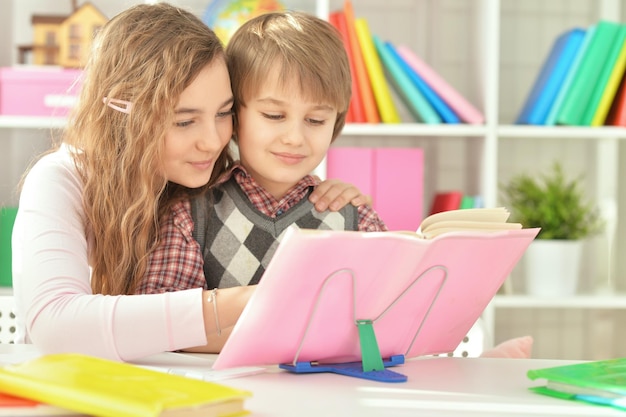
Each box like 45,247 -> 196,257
207,288 -> 221,336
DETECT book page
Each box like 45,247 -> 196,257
419,207 -> 512,234
421,221 -> 523,239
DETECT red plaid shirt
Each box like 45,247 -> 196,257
137,164 -> 387,294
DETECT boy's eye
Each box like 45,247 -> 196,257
262,113 -> 283,121
308,118 -> 325,126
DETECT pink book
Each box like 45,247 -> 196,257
396,46 -> 484,124
213,225 -> 538,369
374,148 -> 423,231
326,147 -> 374,199
326,147 -> 423,231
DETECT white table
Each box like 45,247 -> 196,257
0,344 -> 621,417
222,356 -> 623,417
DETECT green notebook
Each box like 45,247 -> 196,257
556,20 -> 622,126
528,357 -> 626,410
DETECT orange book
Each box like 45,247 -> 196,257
328,12 -> 354,123
343,0 -> 380,123
330,10 -> 365,123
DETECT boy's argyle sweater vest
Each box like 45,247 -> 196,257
191,177 -> 359,289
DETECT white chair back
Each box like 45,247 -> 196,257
0,295 -> 17,344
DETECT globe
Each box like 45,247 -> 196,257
203,0 -> 286,45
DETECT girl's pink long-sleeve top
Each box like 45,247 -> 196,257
12,145 -> 207,361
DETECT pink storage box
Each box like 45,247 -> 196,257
0,67 -> 82,117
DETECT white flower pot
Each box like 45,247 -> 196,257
524,240 -> 583,297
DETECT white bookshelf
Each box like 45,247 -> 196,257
0,116 -> 65,129
315,0 -> 626,360
494,295 -> 626,310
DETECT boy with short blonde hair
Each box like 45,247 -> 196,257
139,11 -> 386,294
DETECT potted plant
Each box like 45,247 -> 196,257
500,162 -> 604,296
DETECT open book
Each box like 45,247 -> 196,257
417,207 -> 522,239
213,217 -> 538,371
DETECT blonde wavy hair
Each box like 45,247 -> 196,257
226,11 -> 351,142
62,3 -> 233,295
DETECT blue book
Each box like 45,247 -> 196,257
385,42 -> 460,124
516,28 -> 586,125
372,35 -> 442,124
545,26 -> 596,125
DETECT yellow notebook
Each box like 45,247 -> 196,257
0,353 -> 252,417
354,17 -> 401,123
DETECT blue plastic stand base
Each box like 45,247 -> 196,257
278,354 -> 407,383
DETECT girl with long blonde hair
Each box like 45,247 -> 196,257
12,3 -> 364,360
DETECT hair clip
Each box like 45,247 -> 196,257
103,97 -> 132,114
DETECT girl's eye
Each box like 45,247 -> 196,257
175,120 -> 193,128
217,108 -> 234,118
308,118 -> 325,126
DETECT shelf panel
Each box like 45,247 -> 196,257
498,125 -> 626,139
0,116 -> 66,129
342,123 -> 487,137
494,294 -> 626,309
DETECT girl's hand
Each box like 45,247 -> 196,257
309,178 -> 372,212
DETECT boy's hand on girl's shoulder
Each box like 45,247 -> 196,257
310,178 -> 373,212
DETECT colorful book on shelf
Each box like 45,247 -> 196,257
582,24 -> 626,125
386,40 -> 463,124
606,70 -> 626,126
528,357 -> 626,411
385,42 -> 460,124
213,212 -> 538,370
354,17 -> 401,123
327,12 -> 353,123
429,191 -> 463,215
373,36 -> 441,124
555,20 -> 622,126
343,0 -> 380,123
545,25 -> 596,125
590,26 -> 626,126
459,195 -> 475,209
515,28 -> 586,125
329,10 -> 364,123
472,195 -> 484,208
0,353 -> 252,417
395,45 -> 484,124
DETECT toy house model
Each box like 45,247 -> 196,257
18,1 -> 108,68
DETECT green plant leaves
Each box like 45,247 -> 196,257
500,162 -> 603,240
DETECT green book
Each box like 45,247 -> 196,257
581,24 -> 626,125
374,37 -> 442,124
459,195 -> 475,209
556,20 -> 622,126
528,357 -> 626,410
